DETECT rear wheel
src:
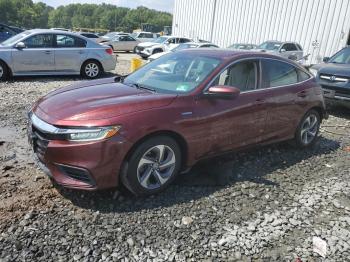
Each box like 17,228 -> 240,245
121,136 -> 182,196
0,61 -> 9,81
81,60 -> 102,79
294,109 -> 320,148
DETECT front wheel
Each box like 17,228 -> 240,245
0,61 -> 9,81
81,60 -> 102,79
294,109 -> 320,148
121,136 -> 182,196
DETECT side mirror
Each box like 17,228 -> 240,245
280,48 -> 286,53
323,57 -> 330,63
15,42 -> 26,49
205,85 -> 240,99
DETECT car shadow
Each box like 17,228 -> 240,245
327,106 -> 350,120
56,136 -> 340,213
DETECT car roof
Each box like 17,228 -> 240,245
179,48 -> 301,63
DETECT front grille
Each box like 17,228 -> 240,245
320,74 -> 349,83
32,129 -> 49,163
57,164 -> 95,186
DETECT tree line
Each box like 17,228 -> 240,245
0,0 -> 173,32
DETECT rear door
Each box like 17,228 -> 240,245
119,35 -> 138,51
260,58 -> 311,141
53,34 -> 87,73
12,33 -> 55,74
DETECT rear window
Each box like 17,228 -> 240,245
262,59 -> 310,87
55,34 -> 86,48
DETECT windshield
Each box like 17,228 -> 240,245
1,32 -> 30,46
329,48 -> 350,64
124,52 -> 221,94
172,44 -> 198,52
153,36 -> 168,43
258,42 -> 281,51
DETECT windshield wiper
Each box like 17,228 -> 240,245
126,82 -> 157,92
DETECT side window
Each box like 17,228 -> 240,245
179,38 -> 191,43
139,33 -> 145,38
125,36 -> 135,41
262,60 -> 298,87
298,69 -> 311,82
24,34 -> 53,48
56,35 -> 86,48
214,61 -> 257,92
282,43 -> 298,51
146,33 -> 153,38
168,38 -> 176,44
296,44 -> 303,50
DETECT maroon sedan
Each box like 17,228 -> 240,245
28,49 -> 327,196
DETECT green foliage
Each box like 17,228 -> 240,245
0,0 -> 172,32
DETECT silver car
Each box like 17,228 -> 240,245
0,29 -> 116,80
104,35 -> 140,52
256,41 -> 304,62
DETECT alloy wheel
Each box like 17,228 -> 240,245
137,145 -> 176,190
300,114 -> 319,145
85,63 -> 99,78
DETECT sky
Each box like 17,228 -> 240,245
33,0 -> 175,13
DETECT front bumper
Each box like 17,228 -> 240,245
28,114 -> 132,190
321,85 -> 350,109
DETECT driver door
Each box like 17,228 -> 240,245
192,59 -> 268,157
12,34 -> 55,74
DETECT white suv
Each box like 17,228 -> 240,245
135,36 -> 192,58
131,32 -> 157,42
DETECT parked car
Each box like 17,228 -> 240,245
256,41 -> 304,62
77,32 -> 102,43
0,23 -> 23,43
103,35 -> 140,52
148,42 -> 219,62
101,32 -> 129,41
28,49 -> 327,196
0,29 -> 116,80
309,46 -> 350,109
131,31 -> 158,42
135,36 -> 192,58
228,43 -> 257,50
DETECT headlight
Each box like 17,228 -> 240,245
309,68 -> 318,77
29,113 -> 121,142
58,126 -> 121,142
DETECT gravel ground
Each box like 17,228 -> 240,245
0,56 -> 349,261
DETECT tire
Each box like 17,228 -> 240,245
0,61 -> 9,81
133,47 -> 137,53
294,109 -> 320,148
81,60 -> 102,79
121,136 -> 182,196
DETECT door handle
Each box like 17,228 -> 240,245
79,50 -> 85,54
44,50 -> 51,54
255,99 -> 266,105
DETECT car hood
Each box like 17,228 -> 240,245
33,77 -> 177,124
138,42 -> 161,48
312,63 -> 350,77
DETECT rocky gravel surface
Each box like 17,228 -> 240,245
0,57 -> 349,261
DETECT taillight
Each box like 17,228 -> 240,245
106,48 -> 113,55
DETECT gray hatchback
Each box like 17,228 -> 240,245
0,29 -> 116,80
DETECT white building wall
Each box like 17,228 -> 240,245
173,0 -> 350,64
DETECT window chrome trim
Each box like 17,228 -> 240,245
203,56 -> 312,95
